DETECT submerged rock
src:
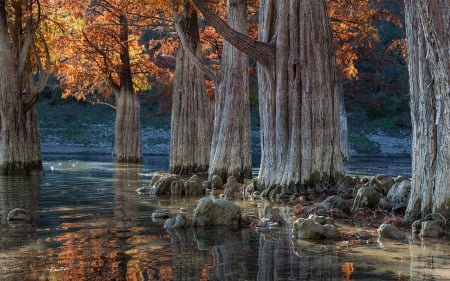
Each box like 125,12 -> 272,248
370,174 -> 394,195
150,174 -> 180,196
164,213 -> 190,229
7,208 -> 31,222
151,209 -> 173,220
420,221 -> 444,238
170,180 -> 184,196
320,195 -> 351,214
223,176 -> 240,199
352,186 -> 381,211
185,174 -> 203,195
211,174 -> 224,190
292,214 -> 339,239
386,180 -> 411,213
192,197 -> 241,227
262,206 -> 286,226
411,215 -> 447,238
378,224 -> 406,240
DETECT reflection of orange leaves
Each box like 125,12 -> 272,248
341,262 -> 354,280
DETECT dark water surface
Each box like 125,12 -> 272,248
0,154 -> 449,281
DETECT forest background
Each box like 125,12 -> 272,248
37,0 -> 409,158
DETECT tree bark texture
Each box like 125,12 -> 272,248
256,0 -> 343,192
0,5 -> 42,175
170,8 -> 214,174
404,0 -> 450,220
113,15 -> 142,163
113,88 -> 142,163
208,0 -> 252,182
190,0 -> 343,192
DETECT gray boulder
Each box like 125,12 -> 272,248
420,221 -> 444,238
151,209 -> 172,220
223,176 -> 240,199
185,174 -> 203,195
377,224 -> 406,240
261,206 -> 286,226
352,186 -> 381,211
164,213 -> 190,229
211,174 -> 224,190
7,208 -> 31,222
320,195 -> 351,214
192,197 -> 241,227
323,224 -> 340,239
370,174 -> 394,194
292,214 -> 339,239
170,180 -> 184,196
150,174 -> 180,196
386,180 -> 411,212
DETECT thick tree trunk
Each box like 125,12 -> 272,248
24,104 -> 43,170
0,8 -> 42,175
170,8 -> 213,174
208,0 -> 252,182
113,88 -> 142,163
190,0 -> 343,193
257,0 -> 343,193
404,0 -> 450,221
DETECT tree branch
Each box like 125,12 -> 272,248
87,99 -> 117,110
171,1 -> 217,81
18,0 -> 42,74
23,36 -> 51,111
189,0 -> 274,70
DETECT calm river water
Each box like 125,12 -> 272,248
0,154 -> 449,281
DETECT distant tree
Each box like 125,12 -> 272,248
329,0 -> 403,79
173,0 -> 252,182
404,0 -> 450,221
0,0 -> 50,175
52,0 -> 172,163
329,0 -> 406,158
191,0 -> 344,195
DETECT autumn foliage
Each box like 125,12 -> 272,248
48,0 -> 173,102
42,0 -> 403,104
329,0 -> 403,79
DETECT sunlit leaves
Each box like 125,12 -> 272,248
329,0 -> 402,79
45,0 -> 402,101
51,0 -> 173,101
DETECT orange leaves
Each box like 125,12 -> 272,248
47,0 -> 401,99
329,0 -> 400,79
51,0 -> 173,100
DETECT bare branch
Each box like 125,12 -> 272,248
189,0 -> 274,70
171,1 -> 217,81
87,99 -> 117,110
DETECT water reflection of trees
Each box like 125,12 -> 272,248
409,238 -> 450,281
3,165 -> 449,281
29,163 -> 175,281
259,231 -> 343,281
168,227 -> 253,281
0,175 -> 40,280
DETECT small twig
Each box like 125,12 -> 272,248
87,99 -> 117,110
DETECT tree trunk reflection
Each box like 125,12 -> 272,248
0,175 -> 40,280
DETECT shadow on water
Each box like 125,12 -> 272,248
0,154 -> 448,281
